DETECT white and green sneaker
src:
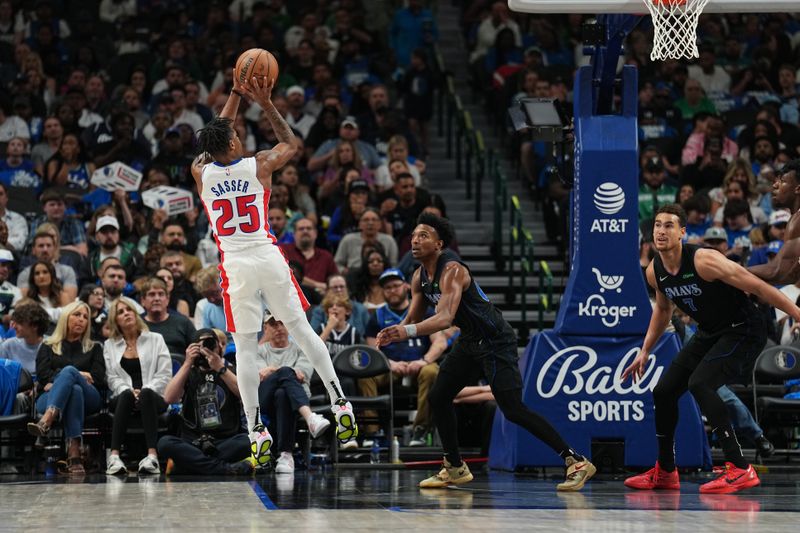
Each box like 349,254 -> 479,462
332,399 -> 358,442
249,423 -> 273,469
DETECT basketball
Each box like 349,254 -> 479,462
234,48 -> 279,89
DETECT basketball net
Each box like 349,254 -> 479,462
645,0 -> 711,60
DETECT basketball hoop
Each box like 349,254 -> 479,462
645,0 -> 711,60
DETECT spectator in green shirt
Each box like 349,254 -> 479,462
675,78 -> 717,121
638,157 -> 678,222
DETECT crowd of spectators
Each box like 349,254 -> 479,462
467,2 -> 800,255
13,0 -> 799,474
0,0 -> 458,475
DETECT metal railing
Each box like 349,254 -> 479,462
433,45 -> 553,339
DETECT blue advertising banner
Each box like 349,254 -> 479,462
555,65 -> 652,336
489,331 -> 711,469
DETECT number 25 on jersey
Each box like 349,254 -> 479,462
212,194 -> 261,236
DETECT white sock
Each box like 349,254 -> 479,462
231,331 -> 262,432
282,316 -> 345,406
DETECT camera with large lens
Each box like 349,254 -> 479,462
194,336 -> 217,369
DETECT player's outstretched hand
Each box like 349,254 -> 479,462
237,76 -> 276,108
622,351 -> 649,383
376,325 -> 408,347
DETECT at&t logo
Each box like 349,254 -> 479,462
591,182 -> 629,233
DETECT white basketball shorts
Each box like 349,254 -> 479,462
217,244 -> 309,334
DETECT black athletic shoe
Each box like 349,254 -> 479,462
226,458 -> 255,476
755,435 -> 774,458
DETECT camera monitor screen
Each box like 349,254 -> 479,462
523,99 -> 564,127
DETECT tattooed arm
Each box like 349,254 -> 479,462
238,77 -> 297,180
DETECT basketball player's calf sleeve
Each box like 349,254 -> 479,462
283,317 -> 346,404
231,332 -> 262,432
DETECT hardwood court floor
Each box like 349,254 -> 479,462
0,468 -> 798,532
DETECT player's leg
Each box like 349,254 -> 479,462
220,256 -> 273,466
419,342 -> 476,488
689,323 -> 766,494
625,333 -> 712,490
623,362 -> 691,490
483,342 -> 595,491
259,247 -> 356,441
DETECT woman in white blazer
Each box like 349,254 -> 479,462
103,296 -> 171,476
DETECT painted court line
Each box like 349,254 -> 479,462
249,480 -> 278,510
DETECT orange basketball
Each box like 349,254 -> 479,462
234,48 -> 279,89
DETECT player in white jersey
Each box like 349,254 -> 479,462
191,76 -> 357,468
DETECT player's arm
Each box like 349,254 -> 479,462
376,263 -> 468,346
748,236 -> 800,285
697,247 -> 800,322
414,263 -> 468,336
623,262 -> 674,382
238,78 -> 297,182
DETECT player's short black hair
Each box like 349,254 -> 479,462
197,117 -> 233,157
779,159 -> 800,183
417,212 -> 453,248
656,203 -> 687,227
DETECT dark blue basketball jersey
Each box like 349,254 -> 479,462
419,250 -> 515,343
653,243 -> 757,333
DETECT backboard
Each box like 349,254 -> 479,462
509,0 -> 798,13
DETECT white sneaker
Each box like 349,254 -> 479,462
339,438 -> 358,450
308,413 -> 331,438
332,399 -> 358,442
137,455 -> 160,475
275,451 -> 294,474
106,454 -> 127,476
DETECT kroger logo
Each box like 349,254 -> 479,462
593,182 -> 625,215
577,268 -> 637,327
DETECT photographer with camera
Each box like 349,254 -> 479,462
157,328 -> 254,475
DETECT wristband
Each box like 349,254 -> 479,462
404,324 -> 417,338
232,89 -> 244,97
217,366 -> 228,377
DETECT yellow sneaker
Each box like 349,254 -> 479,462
556,456 -> 596,491
419,458 -> 474,488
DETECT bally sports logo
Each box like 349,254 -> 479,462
536,346 -> 664,422
591,182 -> 629,233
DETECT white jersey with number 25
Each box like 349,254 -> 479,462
200,157 -> 276,254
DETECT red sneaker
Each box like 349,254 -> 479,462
699,463 -> 760,494
624,462 -> 680,490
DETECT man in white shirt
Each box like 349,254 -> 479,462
284,86 -> 315,139
0,183 -> 28,251
687,45 -> 731,95
0,100 -> 30,142
470,1 -> 522,63
0,249 -> 21,322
